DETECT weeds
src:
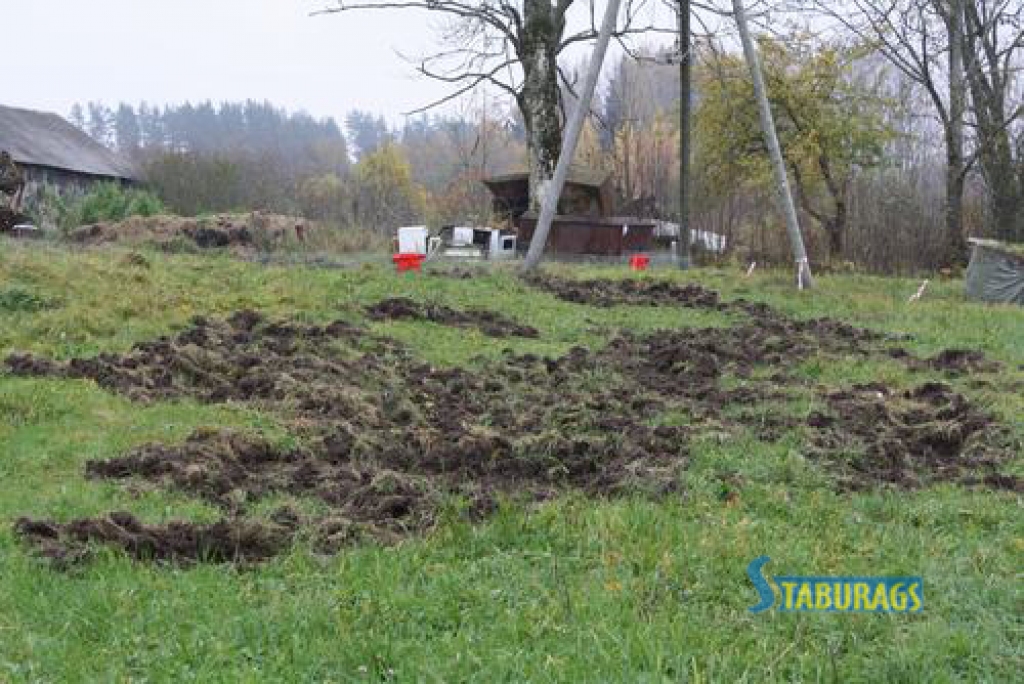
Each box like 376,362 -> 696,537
31,182 -> 165,233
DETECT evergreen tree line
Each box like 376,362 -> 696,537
68,100 -> 527,230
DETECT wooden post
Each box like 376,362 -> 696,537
731,0 -> 813,289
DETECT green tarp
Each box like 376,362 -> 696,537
965,240 -> 1024,305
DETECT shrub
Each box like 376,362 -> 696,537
31,182 -> 166,233
71,182 -> 165,227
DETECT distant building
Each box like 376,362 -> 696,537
482,167 -> 656,257
482,166 -> 616,223
0,104 -> 136,207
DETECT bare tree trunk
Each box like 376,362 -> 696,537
523,0 -> 621,270
945,0 -> 967,263
732,0 -> 814,288
962,0 -> 1024,244
520,0 -> 564,212
678,0 -> 693,268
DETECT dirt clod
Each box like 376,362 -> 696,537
525,272 -> 723,309
15,513 -> 289,567
366,297 -> 539,338
808,382 -> 1020,492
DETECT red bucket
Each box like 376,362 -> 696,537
629,254 -> 650,271
392,253 -> 424,273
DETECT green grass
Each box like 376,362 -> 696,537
1,239 -> 1021,682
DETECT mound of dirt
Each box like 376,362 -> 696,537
916,348 -> 1002,376
525,272 -> 724,309
9,280 -> 1018,566
14,513 -> 289,568
808,382 -> 1021,491
10,311 -> 687,564
366,297 -> 539,338
0,207 -> 29,233
528,274 -> 1005,378
6,310 -> 387,404
67,212 -> 312,251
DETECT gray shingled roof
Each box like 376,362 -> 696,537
0,104 -> 136,180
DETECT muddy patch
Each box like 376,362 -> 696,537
427,266 -> 482,280
528,274 -> 1006,379
366,297 -> 539,338
10,311 -> 686,564
911,348 -> 1002,376
5,310 -> 391,404
8,281 -> 1019,566
14,513 -> 289,568
525,272 -> 724,309
808,381 -> 1021,492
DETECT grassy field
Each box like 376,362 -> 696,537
0,240 -> 1021,682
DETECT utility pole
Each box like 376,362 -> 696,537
523,0 -> 622,270
678,0 -> 692,269
731,0 -> 813,288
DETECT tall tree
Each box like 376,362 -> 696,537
86,102 -> 112,147
815,0 -> 1024,259
114,104 -> 141,153
524,0 -> 622,269
961,0 -> 1024,242
697,39 -> 893,259
345,110 -> 392,159
68,103 -> 86,132
319,1 -> 671,210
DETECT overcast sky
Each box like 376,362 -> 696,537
7,1 -> 682,129
6,1 -> 484,126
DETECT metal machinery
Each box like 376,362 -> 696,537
397,225 -> 517,261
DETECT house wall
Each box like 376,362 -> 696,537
19,164 -> 131,209
517,215 -> 656,256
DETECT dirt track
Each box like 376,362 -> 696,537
9,277 -> 1019,565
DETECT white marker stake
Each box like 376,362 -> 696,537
745,262 -> 757,277
908,280 -> 930,303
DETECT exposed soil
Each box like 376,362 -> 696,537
366,297 -> 539,338
808,382 -> 1021,492
904,348 -> 1003,376
10,311 -> 686,564
13,513 -> 289,568
525,272 -> 724,309
527,273 -> 1004,377
9,277 -> 1019,566
6,310 -> 388,404
66,212 -> 313,251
